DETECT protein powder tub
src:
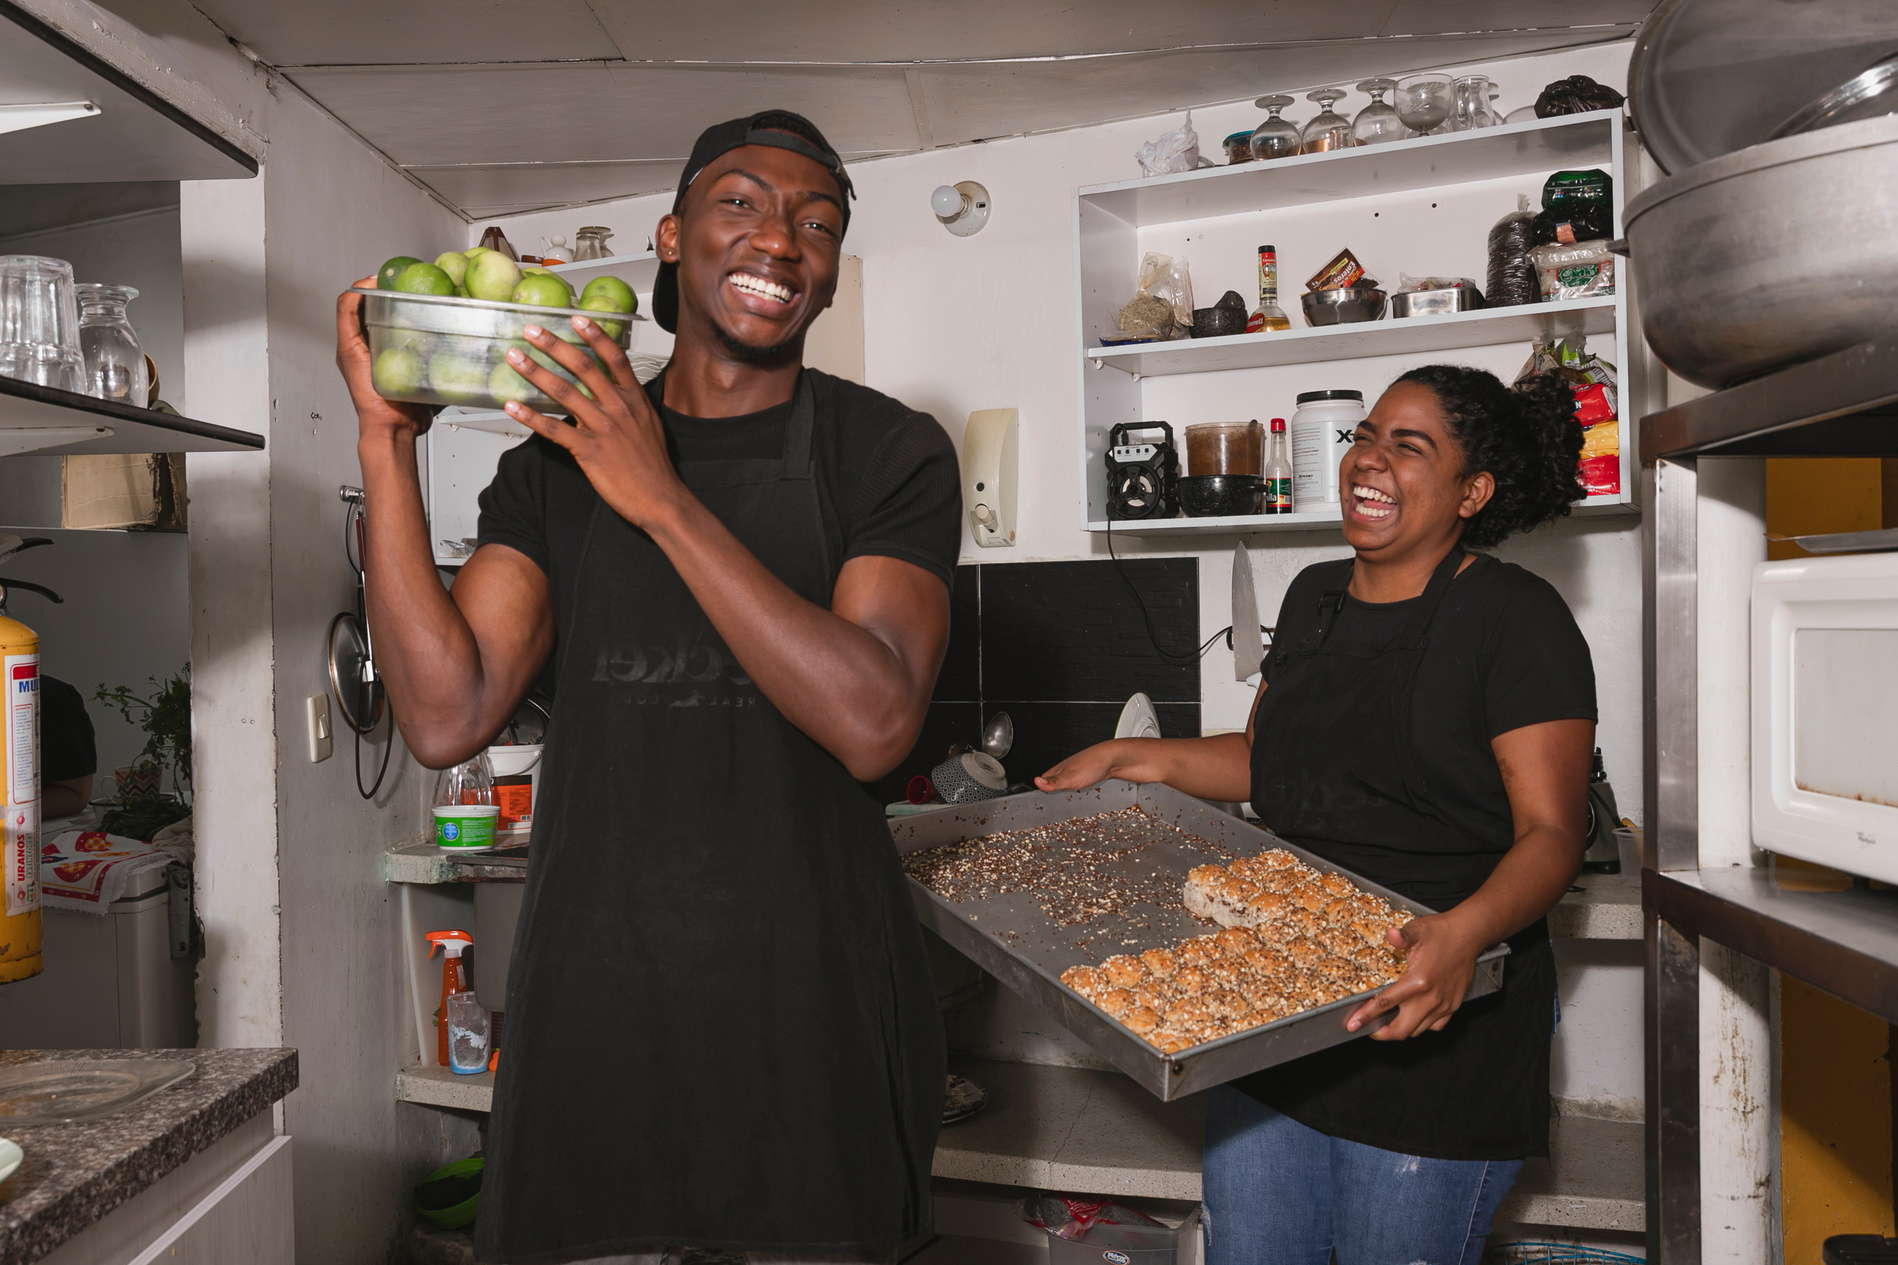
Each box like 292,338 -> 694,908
1289,389 -> 1366,506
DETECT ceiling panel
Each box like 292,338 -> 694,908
1379,0 -> 1659,35
913,28 -> 1633,146
404,160 -> 686,219
285,63 -> 920,166
586,0 -> 1405,62
188,0 -> 625,67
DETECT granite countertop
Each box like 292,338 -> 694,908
0,1047 -> 298,1265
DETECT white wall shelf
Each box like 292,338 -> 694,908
1089,297 -> 1618,378
1086,490 -> 1634,537
1073,109 -> 1633,535
0,375 -> 263,456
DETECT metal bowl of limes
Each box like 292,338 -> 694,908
354,287 -> 637,412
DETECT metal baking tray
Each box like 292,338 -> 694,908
891,780 -> 1508,1101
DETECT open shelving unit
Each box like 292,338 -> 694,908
1074,108 -> 1633,536
0,375 -> 263,456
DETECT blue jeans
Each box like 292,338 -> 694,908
1202,1085 -> 1521,1265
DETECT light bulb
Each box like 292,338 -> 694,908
930,185 -> 965,218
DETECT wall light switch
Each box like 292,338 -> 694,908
306,693 -> 333,763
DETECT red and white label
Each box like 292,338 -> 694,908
5,655 -> 38,806
3,799 -> 38,916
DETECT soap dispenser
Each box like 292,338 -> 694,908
962,408 -> 1017,548
425,929 -> 474,1067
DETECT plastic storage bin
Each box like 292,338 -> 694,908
353,287 -> 634,412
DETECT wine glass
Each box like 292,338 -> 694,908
1301,88 -> 1353,154
1250,95 -> 1302,161
1395,73 -> 1453,136
1450,75 -> 1499,131
1352,78 -> 1406,145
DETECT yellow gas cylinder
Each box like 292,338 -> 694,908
0,608 -> 40,983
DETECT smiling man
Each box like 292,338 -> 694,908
335,111 -> 960,1264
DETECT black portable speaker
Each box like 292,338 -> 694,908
1105,421 -> 1178,520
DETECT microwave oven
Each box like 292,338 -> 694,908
1752,552 -> 1898,883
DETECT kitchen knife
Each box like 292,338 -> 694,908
1231,542 -> 1263,682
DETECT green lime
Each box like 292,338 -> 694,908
512,273 -> 574,308
579,295 -> 627,341
489,360 -> 538,405
434,251 -> 470,288
579,276 -> 636,314
372,346 -> 427,397
521,264 -> 553,276
429,350 -> 490,402
393,263 -> 456,296
377,256 -> 422,289
467,253 -> 523,302
463,246 -> 495,261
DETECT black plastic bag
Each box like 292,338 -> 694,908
1487,195 -> 1540,308
1535,75 -> 1625,118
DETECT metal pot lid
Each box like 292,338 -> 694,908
1629,0 -> 1898,175
1769,53 -> 1898,138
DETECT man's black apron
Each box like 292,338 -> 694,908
476,371 -> 945,1261
1241,546 -> 1556,1160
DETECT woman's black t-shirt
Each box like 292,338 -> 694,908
1238,554 -> 1597,1161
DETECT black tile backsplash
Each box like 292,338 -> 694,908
868,557 -> 1201,805
979,559 -> 1198,703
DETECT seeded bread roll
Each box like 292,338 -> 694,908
1183,864 -> 1231,922
1257,867 -> 1307,894
1178,936 -> 1223,967
1247,890 -> 1289,922
1097,988 -> 1135,1018
1286,936 -> 1325,968
1207,958 -> 1247,990
1318,871 -> 1357,897
1140,947 -> 1179,980
1102,954 -> 1148,989
1147,1028 -> 1193,1054
1124,1005 -> 1162,1035
1227,856 -> 1268,883
1258,848 -> 1302,870
1216,927 -> 1257,957
1171,966 -> 1210,997
1060,965 -> 1106,997
1285,906 -> 1325,937
1134,986 -> 1172,1012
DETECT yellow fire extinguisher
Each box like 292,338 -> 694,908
0,595 -> 39,983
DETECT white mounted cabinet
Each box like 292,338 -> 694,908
1074,109 -> 1634,535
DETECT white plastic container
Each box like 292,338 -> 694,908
1288,389 -> 1366,506
486,743 -> 543,833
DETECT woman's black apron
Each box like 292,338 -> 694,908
1242,546 -> 1556,1161
476,371 -> 945,1261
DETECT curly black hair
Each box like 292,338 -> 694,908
1393,364 -> 1585,549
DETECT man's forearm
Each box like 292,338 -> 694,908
644,490 -> 939,781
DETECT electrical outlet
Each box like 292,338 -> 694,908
306,693 -> 333,763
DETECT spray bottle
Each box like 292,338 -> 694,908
425,929 -> 474,1067
0,589 -> 42,983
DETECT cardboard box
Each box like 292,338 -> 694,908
61,453 -> 187,531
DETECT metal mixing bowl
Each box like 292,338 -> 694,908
1622,111 -> 1898,387
1301,286 -> 1387,326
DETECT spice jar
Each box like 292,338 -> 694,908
1222,132 -> 1256,164
1185,421 -> 1264,476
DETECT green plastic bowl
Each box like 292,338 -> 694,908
415,1156 -> 483,1230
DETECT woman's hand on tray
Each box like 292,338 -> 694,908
1035,733 -> 1253,802
1346,912 -> 1487,1041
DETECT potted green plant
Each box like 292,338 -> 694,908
93,668 -> 191,841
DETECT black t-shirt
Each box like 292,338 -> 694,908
476,368 -> 962,644
1239,555 -> 1596,1161
42,675 -> 97,783
1255,555 -> 1598,910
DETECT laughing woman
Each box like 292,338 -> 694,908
1038,365 -> 1598,1265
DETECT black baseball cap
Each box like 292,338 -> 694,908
652,109 -> 855,333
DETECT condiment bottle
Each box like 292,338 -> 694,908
1246,245 -> 1291,333
1263,418 -> 1294,514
